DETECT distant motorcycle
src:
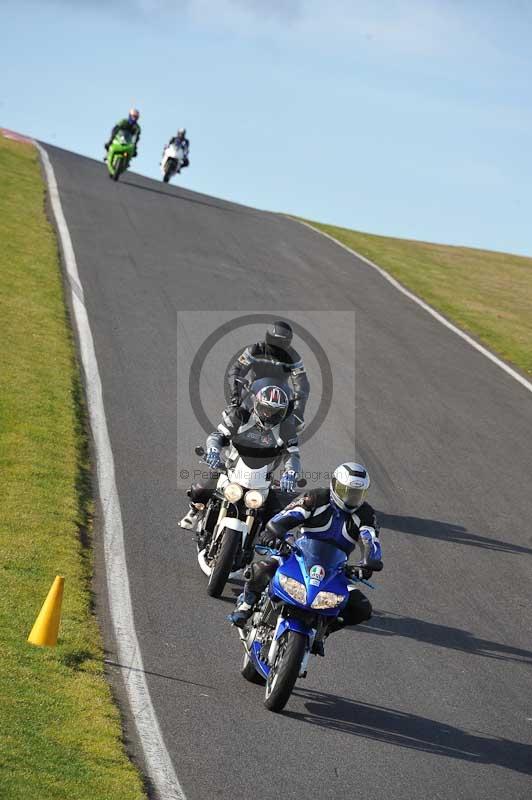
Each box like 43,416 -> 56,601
106,130 -> 135,181
192,445 -> 305,599
161,142 -> 186,183
236,539 -> 380,712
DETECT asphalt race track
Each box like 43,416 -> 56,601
44,144 -> 532,800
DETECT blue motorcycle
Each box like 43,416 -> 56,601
236,538 -> 377,712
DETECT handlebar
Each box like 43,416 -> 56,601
254,543 -> 378,589
271,478 -> 307,489
348,559 -> 383,573
254,542 -> 298,558
194,446 -> 306,487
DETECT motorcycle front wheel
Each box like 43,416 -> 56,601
207,527 -> 240,598
264,631 -> 306,712
163,159 -> 176,183
241,651 -> 265,685
112,158 -> 121,181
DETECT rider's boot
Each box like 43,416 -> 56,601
179,503 -> 203,530
312,620 -> 339,656
229,591 -> 257,628
311,638 -> 326,657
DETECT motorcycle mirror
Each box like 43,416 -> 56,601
194,445 -> 205,457
297,478 -> 307,488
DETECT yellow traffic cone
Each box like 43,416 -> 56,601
28,575 -> 64,647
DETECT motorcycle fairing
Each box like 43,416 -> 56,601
107,131 -> 134,174
161,143 -> 185,174
219,455 -> 271,490
270,538 -> 350,617
248,539 -> 352,678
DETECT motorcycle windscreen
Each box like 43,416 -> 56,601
116,130 -> 133,144
296,537 -> 347,579
229,444 -> 279,473
226,454 -> 270,488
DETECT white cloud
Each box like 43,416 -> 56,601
131,0 -> 514,64
35,0 -> 530,64
160,0 -> 461,57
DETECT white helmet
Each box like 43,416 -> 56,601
330,462 -> 370,511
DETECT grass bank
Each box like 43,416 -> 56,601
0,134 -> 146,798
304,220 -> 532,377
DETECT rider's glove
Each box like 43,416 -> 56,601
260,529 -> 283,549
104,142 -> 110,150
293,413 -> 305,433
360,527 -> 383,563
205,448 -> 221,469
280,470 -> 297,493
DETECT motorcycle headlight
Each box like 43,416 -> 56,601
278,574 -> 307,604
311,591 -> 345,609
244,490 -> 263,509
224,483 -> 243,503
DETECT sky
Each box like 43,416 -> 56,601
1,0 -> 532,255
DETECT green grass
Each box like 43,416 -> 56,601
304,220 -> 532,377
0,134 -> 146,799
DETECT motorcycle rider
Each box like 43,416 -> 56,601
104,108 -> 141,157
179,380 -> 301,530
227,321 -> 309,432
163,127 -> 190,172
229,462 -> 382,644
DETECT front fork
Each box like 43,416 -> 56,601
214,502 -> 228,535
211,505 -> 256,547
267,617 -> 316,677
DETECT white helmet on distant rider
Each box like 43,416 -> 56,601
330,463 -> 370,512
128,108 -> 140,124
177,128 -> 186,140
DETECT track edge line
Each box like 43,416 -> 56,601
292,217 -> 532,396
35,141 -> 186,800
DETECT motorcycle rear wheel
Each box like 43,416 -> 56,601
264,631 -> 306,712
207,528 -> 240,598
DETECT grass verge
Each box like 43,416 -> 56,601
0,134 -> 146,798
304,220 -> 532,377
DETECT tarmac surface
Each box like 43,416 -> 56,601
45,143 -> 532,800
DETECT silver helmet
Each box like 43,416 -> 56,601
253,383 -> 290,428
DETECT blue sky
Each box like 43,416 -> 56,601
2,0 -> 531,255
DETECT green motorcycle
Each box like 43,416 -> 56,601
106,130 -> 135,181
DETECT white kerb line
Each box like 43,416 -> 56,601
294,219 -> 532,396
36,142 -> 186,800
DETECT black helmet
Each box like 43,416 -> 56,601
265,320 -> 293,350
252,380 -> 290,428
